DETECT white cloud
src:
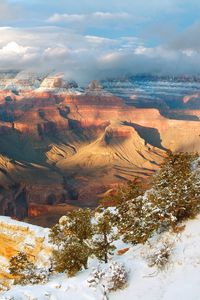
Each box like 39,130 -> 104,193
134,45 -> 178,60
0,26 -> 200,83
134,46 -> 147,55
44,46 -> 69,57
0,42 -> 29,55
93,12 -> 130,20
85,35 -> 117,46
48,13 -> 85,23
0,41 -> 39,64
47,11 -> 130,24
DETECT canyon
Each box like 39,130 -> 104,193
0,72 -> 199,225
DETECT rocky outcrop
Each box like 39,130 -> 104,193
85,80 -> 112,97
36,74 -> 80,94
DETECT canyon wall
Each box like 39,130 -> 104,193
0,77 -> 199,225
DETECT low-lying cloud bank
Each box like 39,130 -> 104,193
1,24 -> 200,84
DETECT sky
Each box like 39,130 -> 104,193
1,0 -> 200,82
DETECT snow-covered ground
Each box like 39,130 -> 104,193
0,216 -> 49,249
2,214 -> 200,300
0,216 -> 51,291
0,216 -> 49,236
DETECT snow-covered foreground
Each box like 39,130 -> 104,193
2,214 -> 200,300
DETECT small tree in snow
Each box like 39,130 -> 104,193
117,194 -> 159,244
9,252 -> 49,285
63,209 -> 93,243
87,262 -> 128,292
87,265 -> 105,288
92,210 -> 117,263
9,252 -> 34,285
49,209 -> 93,276
146,241 -> 173,270
149,151 -> 200,228
104,262 -> 128,291
52,236 -> 90,277
49,208 -> 93,246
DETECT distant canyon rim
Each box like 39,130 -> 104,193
0,71 -> 199,226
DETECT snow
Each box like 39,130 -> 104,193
2,214 -> 200,299
0,72 -> 84,95
35,87 -> 83,95
0,216 -> 51,281
0,216 -> 49,239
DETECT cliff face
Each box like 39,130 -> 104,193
0,83 -> 199,225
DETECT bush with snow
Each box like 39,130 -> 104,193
104,261 -> 128,291
146,241 -> 174,271
0,279 -> 10,292
9,251 -> 50,285
87,261 -> 128,293
87,265 -> 105,288
29,267 -> 50,285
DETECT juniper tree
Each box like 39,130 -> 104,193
49,208 -> 93,246
49,208 -> 93,276
66,208 -> 93,243
117,195 -> 159,244
117,179 -> 144,204
9,252 -> 48,285
52,236 -> 90,277
92,210 -> 117,263
9,252 -> 35,285
150,152 -> 200,227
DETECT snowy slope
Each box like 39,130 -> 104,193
2,214 -> 200,300
0,216 -> 49,236
0,216 -> 51,292
0,216 -> 49,251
